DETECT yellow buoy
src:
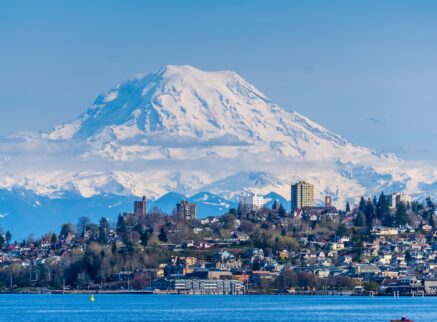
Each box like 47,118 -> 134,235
90,294 -> 95,302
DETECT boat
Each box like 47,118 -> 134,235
390,316 -> 413,322
90,294 -> 95,302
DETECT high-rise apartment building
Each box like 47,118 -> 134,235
291,181 -> 314,210
238,193 -> 264,215
387,192 -> 412,208
177,200 -> 197,221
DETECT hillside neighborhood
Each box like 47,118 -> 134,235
1,182 -> 437,296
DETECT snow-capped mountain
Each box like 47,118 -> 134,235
1,65 -> 437,236
44,65 -> 380,163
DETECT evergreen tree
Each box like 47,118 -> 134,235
345,201 -> 351,212
272,199 -> 278,210
365,198 -> 376,229
429,214 -> 436,230
359,197 -> 366,213
426,196 -> 434,210
116,214 -> 124,232
60,223 -> 75,239
5,231 -> 11,244
382,214 -> 393,227
336,223 -> 347,237
421,210 -> 430,221
133,224 -> 150,246
377,192 -> 392,226
405,250 -> 412,264
395,202 -> 409,225
376,192 -> 384,219
98,217 -> 110,244
372,196 -> 378,207
77,216 -> 91,237
351,235 -> 364,259
158,227 -> 168,243
116,215 -> 130,245
411,201 -> 419,214
0,235 -> 4,248
278,204 -> 286,217
354,212 -> 366,227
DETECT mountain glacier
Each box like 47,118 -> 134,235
1,65 -> 437,236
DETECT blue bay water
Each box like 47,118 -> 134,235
0,294 -> 434,322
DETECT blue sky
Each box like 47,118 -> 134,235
1,0 -> 437,160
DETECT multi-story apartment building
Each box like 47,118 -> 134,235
388,192 -> 412,208
176,200 -> 197,221
291,181 -> 314,210
238,193 -> 264,215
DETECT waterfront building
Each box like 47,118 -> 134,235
424,279 -> 437,295
381,275 -> 424,296
153,278 -> 246,294
291,181 -> 314,210
238,193 -> 264,215
176,200 -> 197,221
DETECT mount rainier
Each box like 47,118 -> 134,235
1,65 -> 436,237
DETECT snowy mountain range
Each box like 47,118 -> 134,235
1,65 -> 437,237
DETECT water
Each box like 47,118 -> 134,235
0,294 -> 434,321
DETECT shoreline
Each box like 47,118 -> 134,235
0,289 -> 434,296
